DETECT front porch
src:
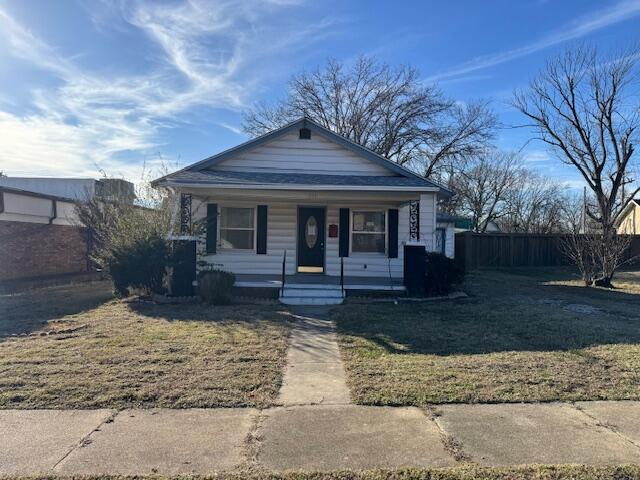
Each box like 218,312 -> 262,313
234,273 -> 405,305
234,273 -> 406,291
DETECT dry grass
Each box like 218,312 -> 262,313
9,465 -> 640,479
0,282 -> 290,409
336,268 -> 640,405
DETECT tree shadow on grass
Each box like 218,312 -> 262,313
0,281 -> 113,338
335,279 -> 640,357
126,299 -> 293,326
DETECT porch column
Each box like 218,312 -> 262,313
419,193 -> 436,251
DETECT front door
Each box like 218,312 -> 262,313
297,207 -> 325,273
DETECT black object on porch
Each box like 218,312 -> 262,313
170,240 -> 196,296
403,244 -> 426,296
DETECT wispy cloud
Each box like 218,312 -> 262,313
425,0 -> 640,83
0,0 -> 338,179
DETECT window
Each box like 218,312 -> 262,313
299,127 -> 311,139
435,228 -> 446,254
352,211 -> 386,253
220,207 -> 255,250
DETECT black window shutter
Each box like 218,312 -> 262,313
206,203 -> 218,254
388,208 -> 399,258
339,208 -> 349,257
257,205 -> 268,254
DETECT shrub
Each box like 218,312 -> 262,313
198,269 -> 236,305
76,183 -> 172,297
107,236 -> 168,296
424,252 -> 464,296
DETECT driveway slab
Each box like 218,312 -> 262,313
0,409 -> 113,475
577,401 -> 640,447
259,405 -> 454,470
436,403 -> 640,465
55,408 -> 257,475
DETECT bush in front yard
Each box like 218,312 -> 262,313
425,252 -> 464,296
76,177 -> 172,297
198,269 -> 236,305
107,236 -> 168,296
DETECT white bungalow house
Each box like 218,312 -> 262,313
153,117 -> 454,304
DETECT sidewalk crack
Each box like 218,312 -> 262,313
421,406 -> 473,463
241,409 -> 268,473
51,410 -> 119,471
570,403 -> 640,452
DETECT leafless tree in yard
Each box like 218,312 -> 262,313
244,57 -> 497,178
513,46 -> 640,287
451,150 -> 522,232
497,171 -> 566,233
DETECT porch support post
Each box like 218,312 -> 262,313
419,193 -> 436,251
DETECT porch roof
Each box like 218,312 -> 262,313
158,170 -> 440,191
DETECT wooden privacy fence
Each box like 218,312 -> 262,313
455,231 -> 640,270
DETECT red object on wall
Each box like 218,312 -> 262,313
329,224 -> 338,238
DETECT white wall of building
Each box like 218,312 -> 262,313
212,130 -> 395,177
0,191 -> 78,225
191,192 -> 438,279
0,178 -> 96,200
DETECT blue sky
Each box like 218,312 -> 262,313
0,0 -> 639,186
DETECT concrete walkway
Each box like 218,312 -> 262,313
277,306 -> 350,406
3,402 -> 640,474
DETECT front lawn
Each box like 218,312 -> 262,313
0,282 -> 290,409
336,268 -> 640,405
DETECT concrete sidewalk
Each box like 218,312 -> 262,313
2,401 -> 640,475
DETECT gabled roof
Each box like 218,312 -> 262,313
153,117 -> 451,195
615,198 -> 640,226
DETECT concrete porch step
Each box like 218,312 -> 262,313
279,284 -> 345,306
279,296 -> 344,306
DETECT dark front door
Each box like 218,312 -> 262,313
297,207 -> 325,273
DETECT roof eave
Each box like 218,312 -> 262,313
159,180 -> 441,193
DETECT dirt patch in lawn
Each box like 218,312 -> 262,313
335,268 -> 640,405
0,283 -> 291,409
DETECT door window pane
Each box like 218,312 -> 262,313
305,216 -> 318,248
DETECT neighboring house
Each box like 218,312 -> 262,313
0,186 -> 89,283
154,117 -> 454,304
0,177 -> 134,285
0,177 -> 135,203
448,215 -> 501,233
616,198 -> 640,235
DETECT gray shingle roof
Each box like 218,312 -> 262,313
164,170 -> 439,188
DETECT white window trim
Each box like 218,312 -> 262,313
350,209 -> 388,255
218,205 -> 257,252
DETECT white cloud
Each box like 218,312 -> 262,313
0,0 -> 337,180
523,150 -> 552,163
425,0 -> 640,83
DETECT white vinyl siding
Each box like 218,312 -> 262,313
437,222 -> 455,259
211,130 -> 395,176
193,192 -> 439,278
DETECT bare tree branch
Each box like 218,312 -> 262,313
243,56 -> 497,178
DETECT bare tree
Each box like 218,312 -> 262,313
452,150 -> 523,232
498,171 -> 566,233
244,57 -> 496,177
513,46 -> 639,286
